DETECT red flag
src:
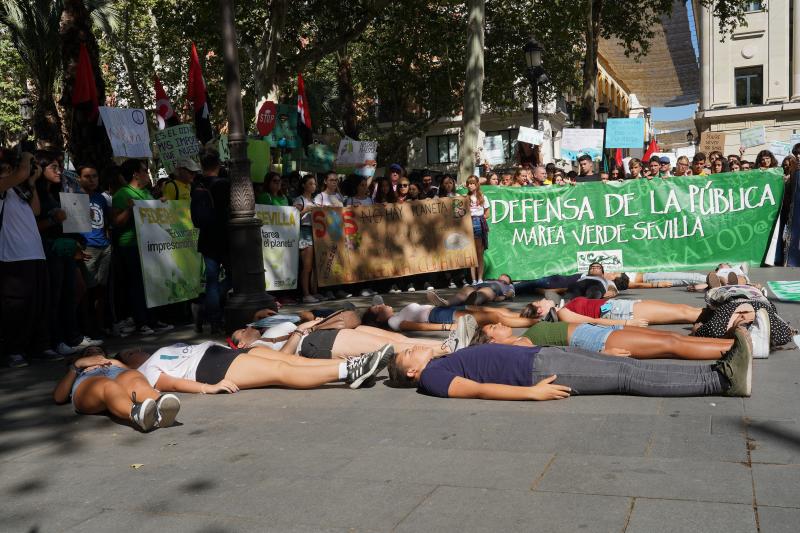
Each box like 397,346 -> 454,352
614,148 -> 623,169
297,72 -> 313,129
643,138 -> 659,162
154,75 -> 176,130
72,43 -> 99,121
187,42 -> 212,143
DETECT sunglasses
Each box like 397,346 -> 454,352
399,183 -> 410,188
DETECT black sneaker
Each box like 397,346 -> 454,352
155,393 -> 181,428
130,392 -> 158,432
7,354 -> 29,368
153,321 -> 174,333
715,327 -> 753,397
346,345 -> 394,389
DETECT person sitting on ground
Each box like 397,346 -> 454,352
363,301 -> 537,332
54,346 -> 181,432
427,275 -> 515,307
523,296 -> 703,326
387,328 -> 754,400
112,340 -> 393,394
476,320 -> 746,360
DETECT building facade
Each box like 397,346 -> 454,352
694,1 -> 800,159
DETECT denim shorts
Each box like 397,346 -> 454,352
601,299 -> 640,320
71,365 -> 126,409
428,305 -> 466,324
569,323 -> 622,352
472,216 -> 484,238
299,226 -> 313,250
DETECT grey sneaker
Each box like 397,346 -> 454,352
371,295 -> 384,306
130,392 -> 158,432
7,354 -> 28,368
155,393 -> 181,428
750,308 -> 770,359
716,327 -> 753,397
346,345 -> 394,389
443,315 -> 479,353
426,289 -> 449,307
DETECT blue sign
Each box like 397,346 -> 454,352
605,118 -> 645,149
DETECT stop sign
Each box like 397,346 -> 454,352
256,100 -> 277,136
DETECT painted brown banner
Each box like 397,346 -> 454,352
312,197 -> 478,286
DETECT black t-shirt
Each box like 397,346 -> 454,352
418,345 -> 540,398
574,174 -> 600,183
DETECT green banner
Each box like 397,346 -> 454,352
482,170 -> 784,279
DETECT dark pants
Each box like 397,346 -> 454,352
533,347 -> 724,396
47,254 -> 79,347
513,274 -> 581,294
0,260 -> 50,356
116,245 -> 151,327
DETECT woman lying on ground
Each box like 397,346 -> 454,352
426,275 -> 516,307
53,346 -> 181,432
523,296 -> 702,327
111,341 -> 393,393
476,321 -> 748,360
362,301 -> 538,332
387,328 -> 754,399
692,299 -> 791,350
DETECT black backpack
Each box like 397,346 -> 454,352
190,179 -> 216,230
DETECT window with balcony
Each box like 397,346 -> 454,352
426,134 -> 459,165
484,129 -> 519,162
735,66 -> 763,106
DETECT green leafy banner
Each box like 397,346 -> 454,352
482,170 -> 785,280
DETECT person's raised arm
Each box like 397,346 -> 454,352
447,375 -> 570,401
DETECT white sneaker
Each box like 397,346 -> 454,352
406,284 -> 416,292
477,279 -> 484,284
448,281 -> 457,289
130,393 -> 157,432
750,308 -> 771,359
303,295 -> 320,304
389,285 -> 401,294
56,342 -> 79,356
75,336 -> 104,349
425,283 -> 435,290
155,393 -> 181,428
360,288 -> 373,297
461,280 -> 470,288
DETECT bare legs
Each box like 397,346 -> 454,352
332,329 -> 442,357
471,237 -> 485,283
72,370 -> 159,418
460,307 -> 538,328
299,246 -> 316,297
632,300 -> 703,324
224,355 -> 340,389
604,327 -> 734,360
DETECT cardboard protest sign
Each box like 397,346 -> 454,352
483,135 -> 506,164
605,118 -> 645,148
335,138 -> 378,177
740,126 -> 766,149
483,170 -> 784,280
99,107 -> 152,158
698,132 -> 726,153
518,126 -> 544,146
155,124 -> 200,173
247,138 -> 271,183
312,197 -> 477,286
255,205 -> 300,290
267,104 -> 299,149
133,200 -> 203,308
59,192 -> 92,233
770,141 -> 792,160
217,135 -> 230,162
560,128 -> 605,160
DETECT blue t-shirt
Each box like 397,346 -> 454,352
418,344 -> 539,398
82,192 -> 110,248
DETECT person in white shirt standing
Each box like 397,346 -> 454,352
466,175 -> 489,285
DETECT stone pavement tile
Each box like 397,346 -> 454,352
660,396 -> 744,416
537,454 -> 754,504
752,464 -> 800,507
2,503 -> 106,533
645,413 -> 748,462
329,445 -> 554,490
625,499 -> 756,533
757,506 -> 800,533
394,486 -> 630,533
747,419 -> 800,465
745,390 -> 800,419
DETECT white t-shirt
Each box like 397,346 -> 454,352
138,341 -> 220,387
0,188 -> 46,262
346,196 -> 374,207
314,191 -> 345,207
387,303 -> 434,331
293,195 -> 316,226
469,194 -> 489,217
251,322 -> 298,350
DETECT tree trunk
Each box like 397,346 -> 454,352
59,0 -> 112,168
31,86 -> 64,150
337,47 -> 359,139
579,0 -> 602,128
458,0 -> 485,183
255,0 -> 288,100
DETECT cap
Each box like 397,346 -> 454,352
659,156 -> 671,164
176,158 -> 201,172
389,163 -> 403,173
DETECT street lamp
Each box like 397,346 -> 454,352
596,103 -> 609,170
523,37 -> 546,164
219,0 -> 276,332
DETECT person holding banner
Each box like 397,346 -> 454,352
523,296 -> 702,327
466,175 -> 489,284
756,150 -> 777,169
256,172 -> 289,206
314,171 -> 345,207
294,174 -> 322,303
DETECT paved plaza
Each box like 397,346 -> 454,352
2,267 -> 800,532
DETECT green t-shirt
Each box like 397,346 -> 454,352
256,192 -> 289,206
522,322 -> 569,347
112,185 -> 153,247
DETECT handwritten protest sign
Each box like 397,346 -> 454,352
483,170 -> 784,280
770,141 -> 792,160
155,124 -> 200,173
335,138 -> 378,177
99,107 -> 152,158
312,197 -> 477,286
133,200 -> 203,308
483,135 -> 506,164
605,118 -> 645,149
561,128 -> 605,161
740,126 -> 766,149
699,132 -> 726,153
518,126 -> 544,146
255,205 -> 299,290
59,192 -> 92,233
